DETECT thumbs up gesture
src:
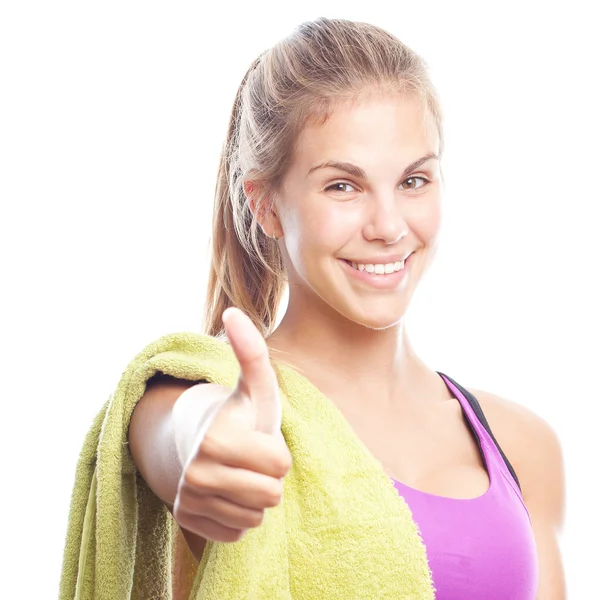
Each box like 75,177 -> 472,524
173,308 -> 292,543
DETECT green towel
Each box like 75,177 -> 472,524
59,331 -> 435,599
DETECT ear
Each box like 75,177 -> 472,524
243,180 -> 284,240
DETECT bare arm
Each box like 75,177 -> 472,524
127,374 -> 229,559
128,374 -> 198,508
126,311 -> 289,563
473,390 -> 567,599
515,410 -> 566,600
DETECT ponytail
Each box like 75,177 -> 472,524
204,60 -> 286,338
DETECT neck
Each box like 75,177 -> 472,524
267,288 -> 434,408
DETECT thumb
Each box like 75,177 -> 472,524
223,307 -> 282,436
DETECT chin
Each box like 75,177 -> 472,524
305,270 -> 415,331
339,302 -> 408,331
355,316 -> 403,331
358,320 -> 399,332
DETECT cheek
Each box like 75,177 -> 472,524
285,201 -> 357,258
409,196 -> 442,245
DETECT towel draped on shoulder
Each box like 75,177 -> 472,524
59,332 -> 434,599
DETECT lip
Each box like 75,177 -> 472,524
341,253 -> 413,264
338,252 -> 415,290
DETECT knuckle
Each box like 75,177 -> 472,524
263,480 -> 283,507
221,528 -> 247,543
199,430 -> 225,459
181,466 -> 200,488
272,451 -> 292,476
173,505 -> 194,531
173,494 -> 200,521
247,510 -> 265,528
182,464 -> 211,491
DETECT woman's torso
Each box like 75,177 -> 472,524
172,368 -> 539,599
389,373 -> 539,599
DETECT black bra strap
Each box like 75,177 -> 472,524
437,372 -> 521,491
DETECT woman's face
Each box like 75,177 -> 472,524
273,93 -> 443,330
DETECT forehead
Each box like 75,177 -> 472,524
292,94 -> 439,169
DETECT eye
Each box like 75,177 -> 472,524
400,176 -> 429,190
325,182 -> 357,193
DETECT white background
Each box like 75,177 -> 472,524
1,1 -> 598,597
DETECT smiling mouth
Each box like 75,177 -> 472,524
342,255 -> 411,275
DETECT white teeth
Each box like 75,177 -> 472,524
347,259 -> 407,275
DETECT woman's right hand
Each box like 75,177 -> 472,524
172,307 -> 292,543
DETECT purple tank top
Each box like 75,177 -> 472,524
393,374 -> 539,599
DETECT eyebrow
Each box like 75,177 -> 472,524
307,152 -> 439,180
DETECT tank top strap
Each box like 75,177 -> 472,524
437,372 -> 522,498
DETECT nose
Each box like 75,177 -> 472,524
362,193 -> 409,244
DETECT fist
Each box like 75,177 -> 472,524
173,308 -> 292,542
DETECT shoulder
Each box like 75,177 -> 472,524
468,387 -> 565,525
467,387 -> 561,461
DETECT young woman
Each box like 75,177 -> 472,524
128,17 -> 566,599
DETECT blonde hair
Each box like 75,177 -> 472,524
204,17 -> 444,337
